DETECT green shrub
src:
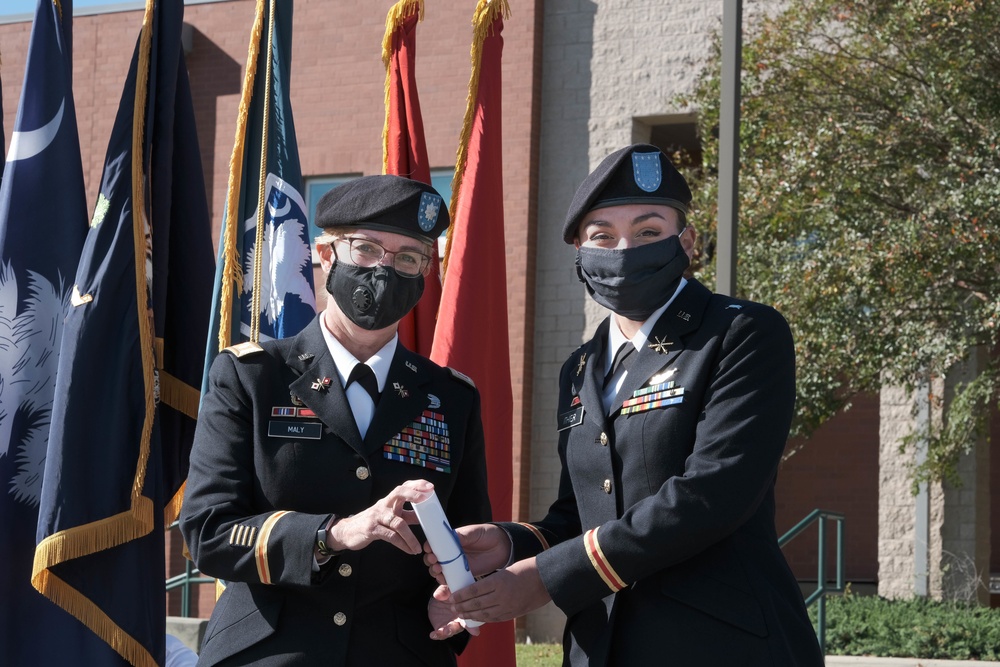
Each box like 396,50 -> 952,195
813,593 -> 1000,660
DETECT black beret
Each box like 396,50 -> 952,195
562,144 -> 692,243
314,174 -> 449,243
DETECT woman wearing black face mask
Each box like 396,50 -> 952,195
426,145 -> 823,667
182,175 -> 491,667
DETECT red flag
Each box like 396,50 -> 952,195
382,0 -> 440,356
431,2 -> 515,665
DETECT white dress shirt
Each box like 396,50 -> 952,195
320,322 -> 396,439
601,277 -> 687,413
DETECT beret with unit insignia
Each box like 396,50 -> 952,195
314,174 -> 449,244
562,143 -> 692,243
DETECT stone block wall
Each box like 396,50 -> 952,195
878,350 -> 991,605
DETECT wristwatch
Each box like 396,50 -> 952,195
316,527 -> 335,557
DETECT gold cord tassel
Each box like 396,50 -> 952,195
381,0 -> 424,174
441,0 -> 511,277
217,0 -> 267,351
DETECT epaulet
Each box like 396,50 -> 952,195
224,341 -> 265,358
447,367 -> 476,388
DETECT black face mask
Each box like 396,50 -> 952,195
576,235 -> 689,321
326,262 -> 424,331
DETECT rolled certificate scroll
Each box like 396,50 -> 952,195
412,490 -> 484,628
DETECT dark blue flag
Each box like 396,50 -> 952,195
0,1 -> 98,664
204,0 -> 315,392
31,0 -> 213,665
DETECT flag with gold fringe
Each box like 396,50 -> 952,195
0,1 -> 95,663
382,0 -> 442,357
31,0 -> 213,664
203,0 -> 315,386
430,2 -> 516,665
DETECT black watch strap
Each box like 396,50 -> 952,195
316,527 -> 335,557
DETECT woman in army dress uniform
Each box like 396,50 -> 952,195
182,176 -> 490,666
427,145 -> 825,667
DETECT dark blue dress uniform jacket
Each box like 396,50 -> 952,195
180,318 -> 491,667
501,280 -> 824,667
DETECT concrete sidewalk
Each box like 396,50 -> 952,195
827,657 -> 1000,666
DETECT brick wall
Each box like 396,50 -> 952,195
1,0 -> 541,621
776,395 -> 880,584
3,0 -> 995,638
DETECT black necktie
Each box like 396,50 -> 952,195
603,343 -> 636,389
347,363 -> 380,406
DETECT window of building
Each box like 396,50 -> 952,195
429,167 -> 454,257
632,113 -> 702,170
306,175 -> 358,263
304,169 -> 454,262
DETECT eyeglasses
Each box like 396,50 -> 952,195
333,236 -> 431,278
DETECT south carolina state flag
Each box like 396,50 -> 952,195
31,0 -> 214,664
0,1 -> 93,663
204,0 -> 315,384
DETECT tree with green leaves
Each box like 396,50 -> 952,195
683,0 -> 999,482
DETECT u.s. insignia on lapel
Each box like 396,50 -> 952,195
621,381 -> 684,415
298,353 -> 314,362
406,361 -> 418,373
677,311 -> 692,322
384,410 -> 451,473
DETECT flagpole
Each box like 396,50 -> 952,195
716,0 -> 742,296
217,0 -> 267,352
249,0 -> 276,344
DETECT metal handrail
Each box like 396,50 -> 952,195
165,510 -> 848,637
165,522 -> 215,618
778,509 -> 846,653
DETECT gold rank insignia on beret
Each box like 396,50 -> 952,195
224,341 -> 265,358
448,367 -> 475,388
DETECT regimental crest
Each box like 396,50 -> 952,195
242,173 -> 317,341
632,152 -> 662,192
417,192 -> 442,232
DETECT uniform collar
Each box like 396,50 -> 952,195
319,320 -> 397,394
605,277 -> 688,374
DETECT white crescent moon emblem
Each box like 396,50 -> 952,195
7,99 -> 65,162
268,198 -> 291,218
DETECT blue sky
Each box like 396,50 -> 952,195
2,0 -> 140,18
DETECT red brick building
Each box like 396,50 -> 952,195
1,0 -> 995,642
